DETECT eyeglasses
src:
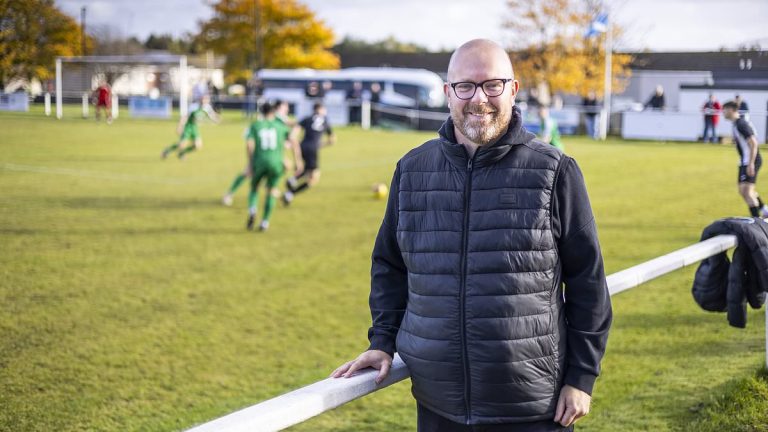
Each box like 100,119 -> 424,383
448,79 -> 514,100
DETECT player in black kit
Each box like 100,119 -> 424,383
283,102 -> 335,205
722,101 -> 768,218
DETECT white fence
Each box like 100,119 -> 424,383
185,233 -> 767,432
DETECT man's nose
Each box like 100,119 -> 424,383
471,85 -> 489,104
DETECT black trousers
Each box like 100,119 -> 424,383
417,404 -> 574,432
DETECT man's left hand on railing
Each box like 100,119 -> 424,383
330,350 -> 393,385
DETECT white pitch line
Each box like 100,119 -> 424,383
0,162 -> 206,185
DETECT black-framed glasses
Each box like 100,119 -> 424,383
449,79 -> 514,100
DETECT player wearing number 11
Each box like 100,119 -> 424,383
245,102 -> 293,232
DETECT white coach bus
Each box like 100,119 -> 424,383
255,67 -> 446,125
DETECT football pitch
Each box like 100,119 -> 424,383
1,108 -> 767,431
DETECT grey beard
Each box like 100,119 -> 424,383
461,120 -> 501,146
457,111 -> 510,146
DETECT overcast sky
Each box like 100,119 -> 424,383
57,0 -> 768,52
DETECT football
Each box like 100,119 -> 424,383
372,182 -> 388,200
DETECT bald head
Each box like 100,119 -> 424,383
447,39 -> 514,82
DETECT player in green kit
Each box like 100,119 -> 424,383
245,102 -> 293,232
538,105 -> 564,151
162,95 -> 219,160
222,100 -> 297,206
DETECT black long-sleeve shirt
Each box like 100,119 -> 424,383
367,154 -> 612,396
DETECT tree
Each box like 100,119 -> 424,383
503,0 -> 632,99
0,0 -> 92,89
144,33 -> 201,54
197,0 -> 339,82
334,35 -> 431,54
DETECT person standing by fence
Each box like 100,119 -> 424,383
701,93 -> 721,143
582,90 -> 599,139
332,38 -> 612,431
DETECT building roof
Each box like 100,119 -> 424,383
628,51 -> 768,72
337,50 -> 768,76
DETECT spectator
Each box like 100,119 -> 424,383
644,85 -> 666,110
582,90 -> 599,139
346,81 -> 363,124
369,82 -> 382,127
701,93 -> 721,143
735,94 -> 750,119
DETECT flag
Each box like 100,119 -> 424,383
585,13 -> 608,37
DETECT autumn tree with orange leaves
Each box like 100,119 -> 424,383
0,0 -> 92,90
504,0 -> 632,100
197,0 -> 339,82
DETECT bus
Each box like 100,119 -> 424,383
254,67 -> 447,126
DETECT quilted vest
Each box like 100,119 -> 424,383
394,109 -> 566,424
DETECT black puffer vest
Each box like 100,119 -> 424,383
394,107 -> 567,424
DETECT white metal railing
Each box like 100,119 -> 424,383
186,232 -> 767,432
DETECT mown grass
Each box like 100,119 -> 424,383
0,106 -> 766,431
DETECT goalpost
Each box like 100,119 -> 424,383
54,54 -> 191,120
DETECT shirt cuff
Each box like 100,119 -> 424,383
564,366 -> 598,396
368,334 -> 396,358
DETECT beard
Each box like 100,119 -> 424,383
451,101 -> 512,146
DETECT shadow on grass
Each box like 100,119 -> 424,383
0,226 -> 251,236
56,196 -> 224,210
680,367 -> 768,431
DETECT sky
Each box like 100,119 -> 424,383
56,0 -> 768,52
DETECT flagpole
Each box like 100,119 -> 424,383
600,15 -> 612,140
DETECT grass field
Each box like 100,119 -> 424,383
1,107 -> 767,431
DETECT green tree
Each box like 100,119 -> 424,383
0,0 -> 91,89
144,33 -> 200,54
334,35 -> 431,54
198,0 -> 339,83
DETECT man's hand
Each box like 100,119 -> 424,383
554,385 -> 591,427
747,163 -> 756,177
330,350 -> 392,385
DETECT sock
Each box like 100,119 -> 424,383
263,194 -> 276,221
164,142 -> 179,153
758,197 -> 765,208
749,206 -> 760,217
293,182 -> 310,194
229,173 -> 247,194
179,146 -> 197,156
248,188 -> 259,215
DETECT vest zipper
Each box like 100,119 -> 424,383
460,153 -> 475,422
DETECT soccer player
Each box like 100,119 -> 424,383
283,102 -> 335,205
222,100 -> 296,206
162,95 -> 219,160
722,100 -> 768,218
539,105 -> 564,151
245,102 -> 293,232
92,81 -> 112,124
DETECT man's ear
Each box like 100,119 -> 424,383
509,80 -> 520,101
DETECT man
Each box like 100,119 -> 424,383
701,93 -> 721,143
581,90 -> 599,139
244,102 -> 293,232
539,105 -> 564,151
644,85 -> 665,110
282,102 -> 335,206
722,101 -> 768,218
92,81 -> 112,124
332,39 -> 612,431
734,94 -> 750,120
223,100 -> 296,206
162,95 -> 219,160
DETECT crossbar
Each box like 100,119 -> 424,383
185,233 -> 750,432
